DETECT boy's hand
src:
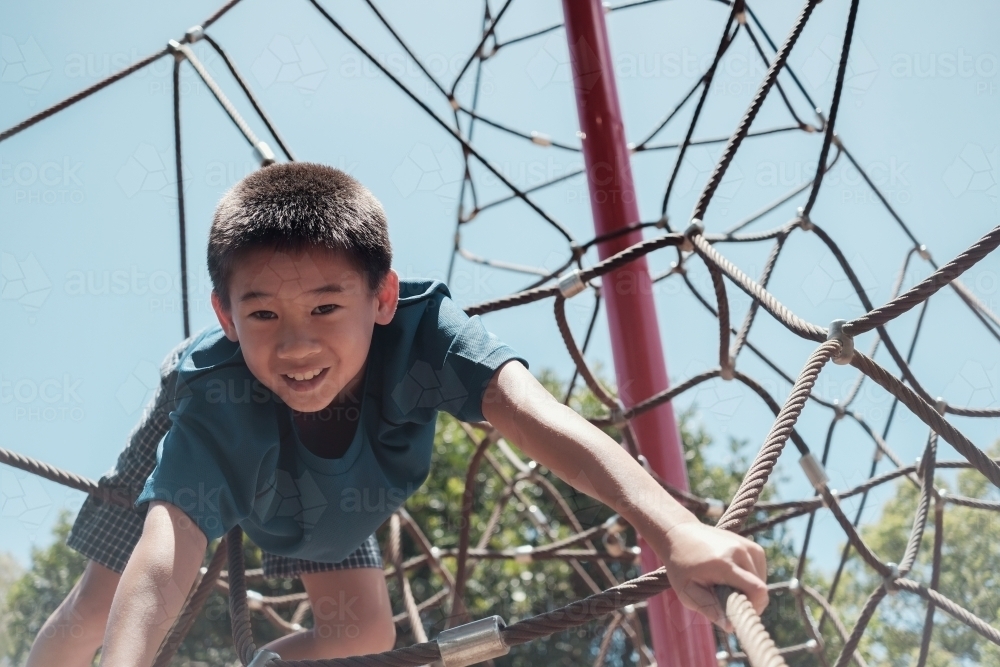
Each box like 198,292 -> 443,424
483,360 -> 770,631
647,519 -> 768,632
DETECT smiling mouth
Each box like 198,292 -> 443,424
282,367 -> 329,391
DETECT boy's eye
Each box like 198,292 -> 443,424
250,311 -> 277,320
313,304 -> 339,315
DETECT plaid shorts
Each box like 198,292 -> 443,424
66,333 -> 383,578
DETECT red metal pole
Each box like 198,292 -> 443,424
560,2 -> 717,665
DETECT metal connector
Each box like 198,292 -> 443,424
530,131 -> 552,147
681,219 -> 704,253
254,141 -> 276,167
437,616 -> 510,667
185,25 -> 205,43
827,319 -> 854,365
558,270 -> 586,298
799,453 -> 829,491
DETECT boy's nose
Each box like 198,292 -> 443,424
275,324 -> 323,360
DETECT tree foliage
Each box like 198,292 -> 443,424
833,442 -> 1000,667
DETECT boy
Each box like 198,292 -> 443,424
28,163 -> 768,666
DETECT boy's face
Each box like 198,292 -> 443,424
210,247 -> 398,413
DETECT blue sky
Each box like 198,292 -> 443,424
2,0 -> 999,582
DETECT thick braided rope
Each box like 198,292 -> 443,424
690,232 -> 827,341
227,527 -> 258,666
721,587 -> 788,667
554,296 -> 619,410
0,49 -> 169,143
717,340 -> 839,532
850,351 -> 1000,488
465,233 -> 682,316
844,224 -> 1000,337
832,586 -> 887,667
895,579 -> 1000,644
801,0 -> 861,216
0,446 -> 131,507
693,0 -> 821,220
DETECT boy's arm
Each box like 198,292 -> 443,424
100,501 -> 208,667
481,360 -> 768,629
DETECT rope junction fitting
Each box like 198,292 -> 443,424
436,615 -> 510,667
826,319 -> 855,365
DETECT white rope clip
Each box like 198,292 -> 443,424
530,131 -> 552,147
437,615 -> 510,667
796,206 -> 814,231
185,25 -> 205,43
558,270 -> 586,298
254,141 -> 277,167
827,319 -> 854,365
513,544 -> 533,564
800,453 -> 829,491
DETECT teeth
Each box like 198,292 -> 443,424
286,368 -> 323,381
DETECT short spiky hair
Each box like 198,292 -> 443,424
208,162 -> 392,309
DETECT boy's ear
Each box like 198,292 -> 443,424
374,269 -> 399,325
211,291 -> 239,341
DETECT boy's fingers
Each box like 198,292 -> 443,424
720,566 -> 770,616
733,544 -> 767,583
749,544 -> 767,581
679,581 -> 732,633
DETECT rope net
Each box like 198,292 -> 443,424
3,0 -> 1000,665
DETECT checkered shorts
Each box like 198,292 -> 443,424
67,333 -> 383,578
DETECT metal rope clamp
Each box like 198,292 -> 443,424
799,453 -> 829,492
558,270 -> 586,298
826,319 -> 854,365
185,25 -> 204,43
882,562 -> 900,595
436,615 -> 510,667
254,141 -> 277,167
681,219 -> 704,253
247,648 -> 280,667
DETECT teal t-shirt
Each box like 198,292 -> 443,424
135,279 -> 526,563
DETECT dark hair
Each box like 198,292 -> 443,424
208,162 -> 392,310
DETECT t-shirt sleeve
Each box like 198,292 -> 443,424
134,375 -> 279,542
390,287 -> 527,425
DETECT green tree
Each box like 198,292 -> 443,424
4,511 -> 88,663
833,442 -> 1000,666
0,552 -> 24,664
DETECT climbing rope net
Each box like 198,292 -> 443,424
3,0 -> 1000,666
